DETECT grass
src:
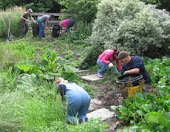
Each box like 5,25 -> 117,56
0,34 -> 107,132
0,7 -> 25,38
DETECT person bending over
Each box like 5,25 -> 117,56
97,49 -> 122,78
55,77 -> 91,124
37,14 -> 51,39
59,18 -> 75,33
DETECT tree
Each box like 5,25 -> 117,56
0,0 -> 63,13
59,0 -> 99,23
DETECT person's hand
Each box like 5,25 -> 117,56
108,63 -> 113,67
123,72 -> 126,75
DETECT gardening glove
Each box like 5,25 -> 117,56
108,63 -> 114,68
123,72 -> 126,75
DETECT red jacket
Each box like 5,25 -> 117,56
98,49 -> 122,71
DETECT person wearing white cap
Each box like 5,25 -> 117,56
21,8 -> 36,37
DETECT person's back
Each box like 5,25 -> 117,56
98,49 -> 114,63
60,19 -> 70,27
40,15 -> 50,22
63,82 -> 90,103
56,78 -> 90,124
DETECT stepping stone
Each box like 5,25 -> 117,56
89,99 -> 102,112
87,108 -> 115,121
76,69 -> 89,73
81,74 -> 102,82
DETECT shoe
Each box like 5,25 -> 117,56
78,118 -> 83,124
97,73 -> 103,78
85,118 -> 88,122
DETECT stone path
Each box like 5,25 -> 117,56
81,74 -> 103,82
87,107 -> 115,121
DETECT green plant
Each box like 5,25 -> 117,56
0,7 -> 24,38
59,0 -> 99,23
46,119 -> 108,132
0,91 -> 25,132
15,50 -> 79,81
0,40 -> 35,68
112,57 -> 170,131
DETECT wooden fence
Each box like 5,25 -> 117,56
29,12 -> 74,34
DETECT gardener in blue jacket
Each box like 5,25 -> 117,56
37,14 -> 51,39
55,77 -> 91,124
118,51 -> 152,93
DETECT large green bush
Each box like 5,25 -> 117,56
0,7 -> 24,38
59,0 -> 99,23
90,0 -> 170,58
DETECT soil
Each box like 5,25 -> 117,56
80,72 -> 123,132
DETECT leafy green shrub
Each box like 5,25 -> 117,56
61,22 -> 92,45
90,0 -> 170,58
15,50 -> 78,81
0,68 -> 20,92
0,7 -> 24,38
79,42 -> 104,69
59,0 -> 99,23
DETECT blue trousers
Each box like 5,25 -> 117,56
66,95 -> 90,124
97,59 -> 108,75
37,18 -> 45,39
97,59 -> 119,75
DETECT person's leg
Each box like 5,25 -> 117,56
66,101 -> 81,125
77,97 -> 91,123
25,23 -> 29,35
37,19 -> 43,39
21,22 -> 26,37
42,23 -> 45,37
97,59 -> 108,77
65,19 -> 75,33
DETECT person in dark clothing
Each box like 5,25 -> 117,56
118,51 -> 152,93
55,77 -> 91,124
21,8 -> 35,37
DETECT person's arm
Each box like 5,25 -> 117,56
30,15 -> 36,23
58,84 -> 66,101
21,14 -> 28,22
44,16 -> 50,27
101,54 -> 111,65
116,60 -> 122,72
124,68 -> 140,74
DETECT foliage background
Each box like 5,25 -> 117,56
79,0 -> 170,69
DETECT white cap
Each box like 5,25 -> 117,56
27,8 -> 33,13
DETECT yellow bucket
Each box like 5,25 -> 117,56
127,85 -> 142,97
116,74 -> 144,98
